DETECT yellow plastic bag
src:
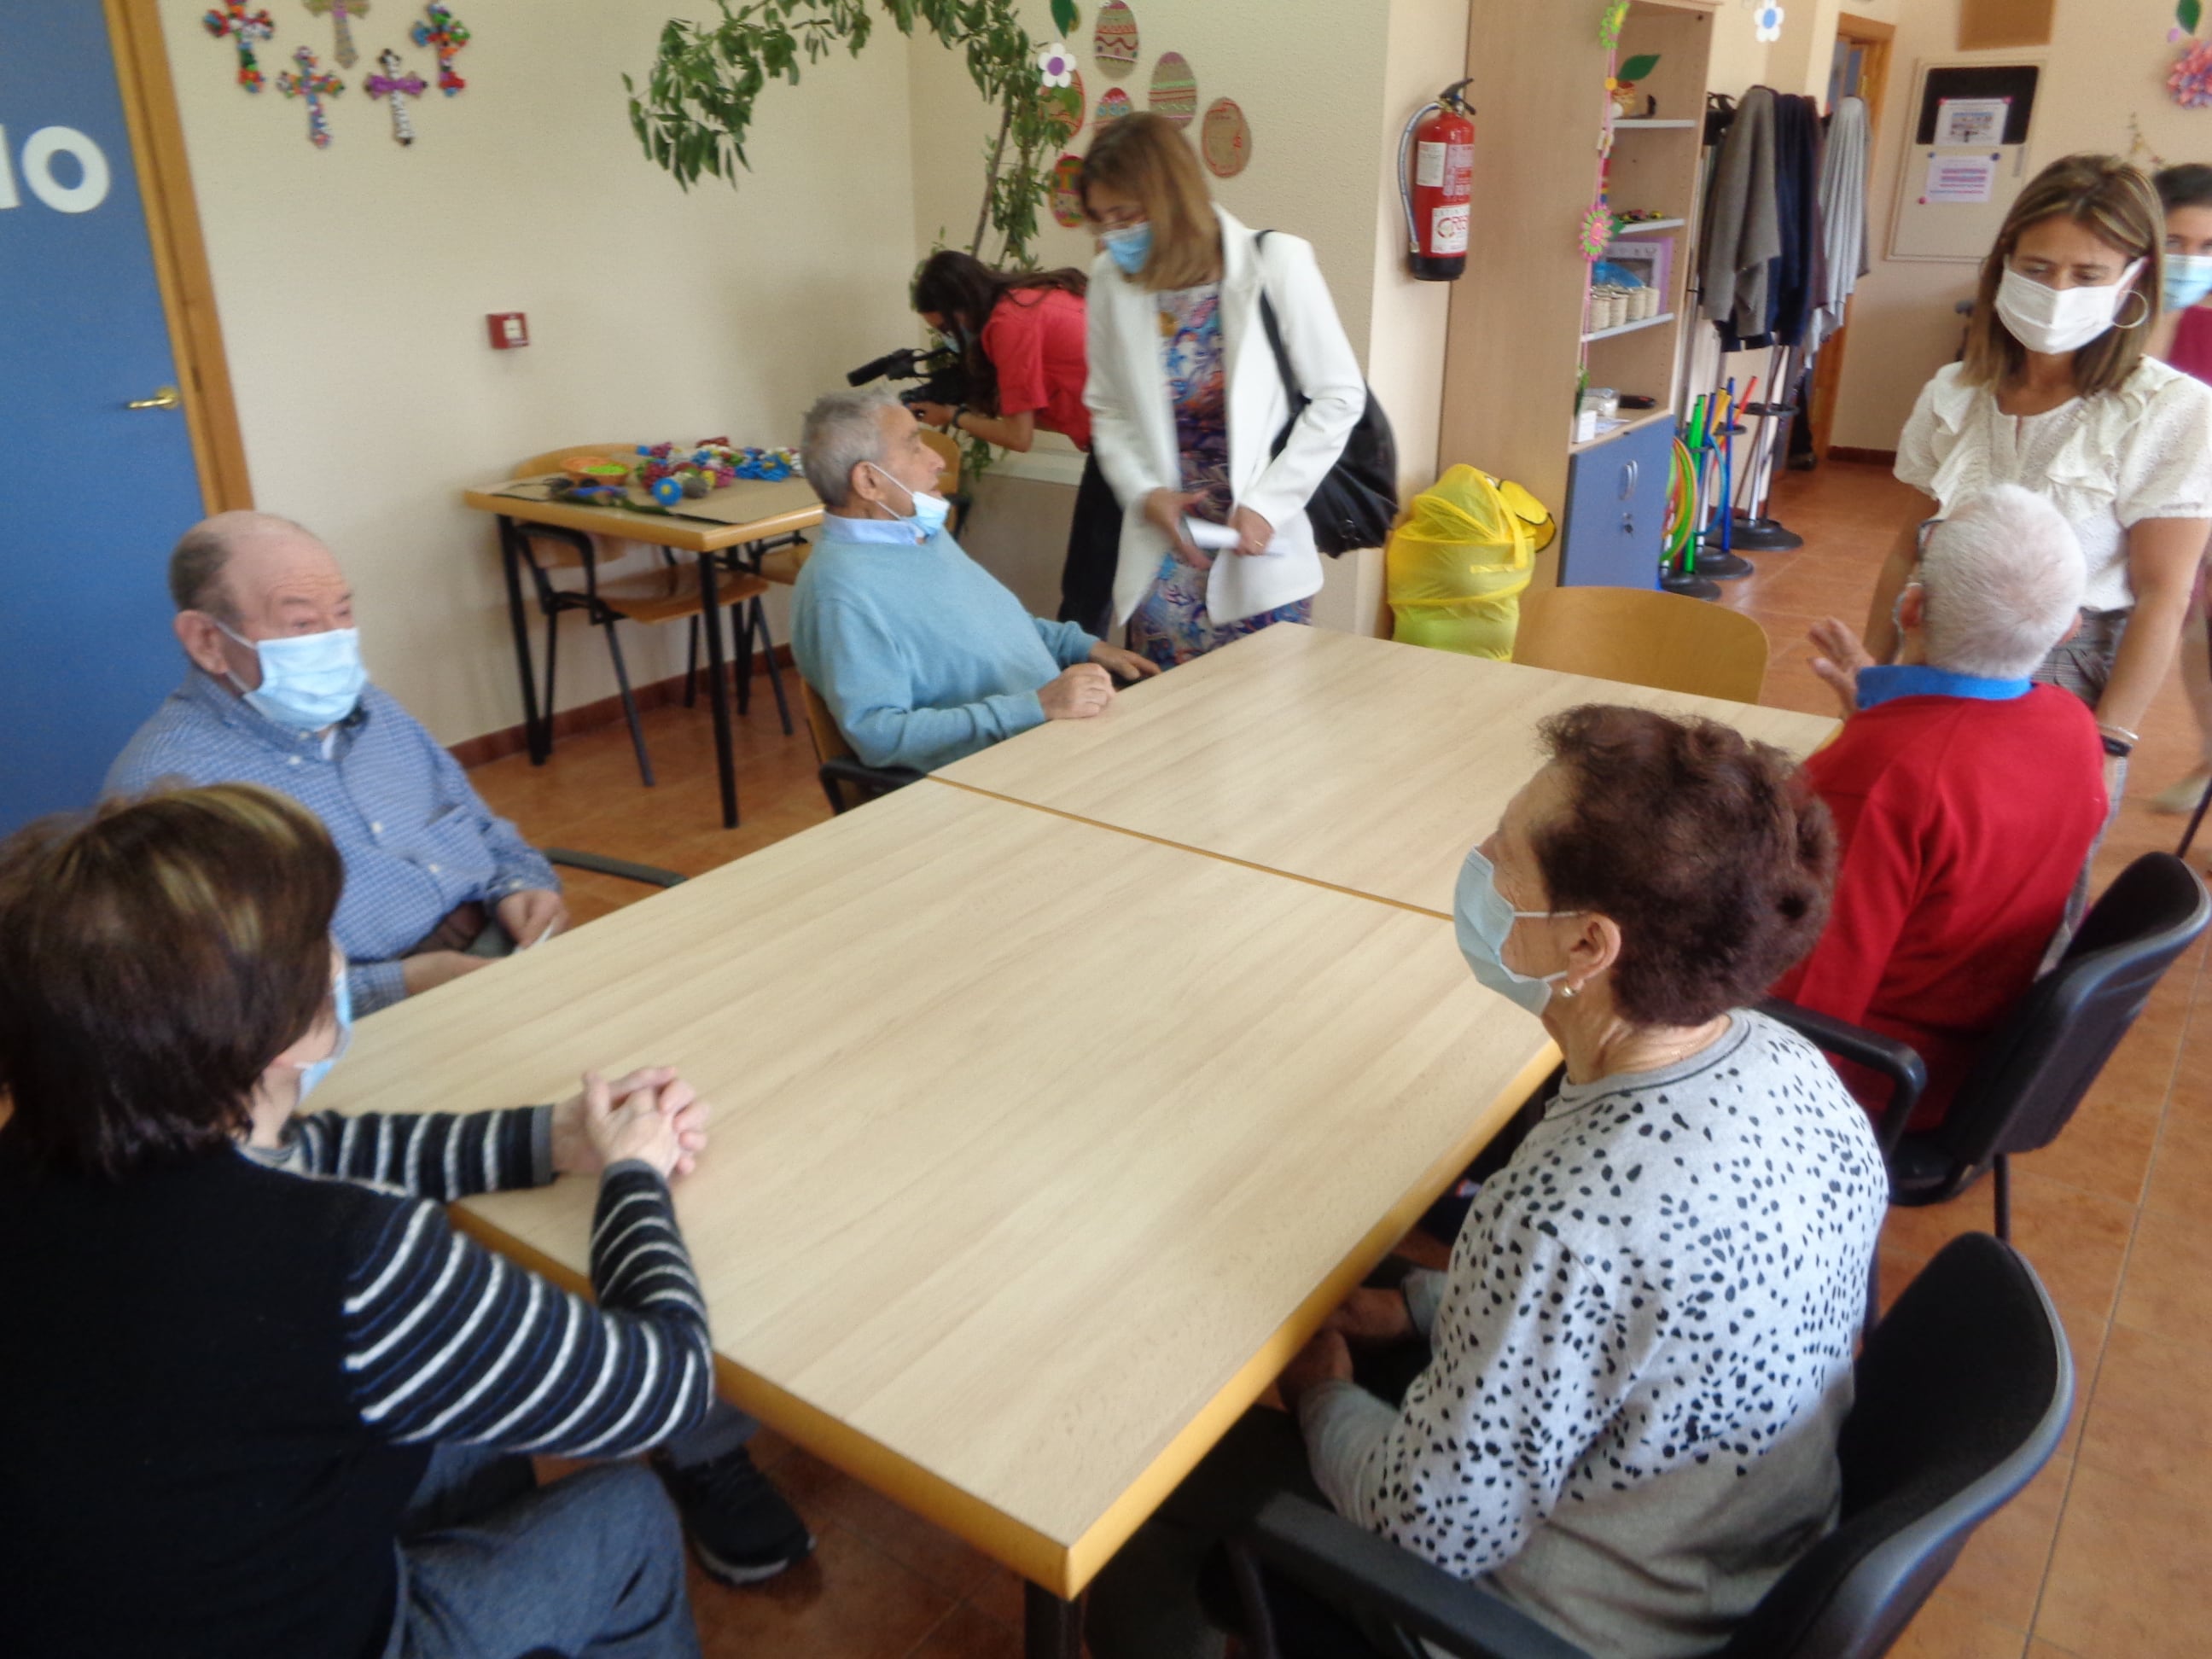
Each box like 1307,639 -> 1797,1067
1386,465 -> 1552,658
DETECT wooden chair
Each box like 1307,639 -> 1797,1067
1511,585 -> 1769,705
755,427 -> 969,588
798,674 -> 922,813
508,445 -> 789,787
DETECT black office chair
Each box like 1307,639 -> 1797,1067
1220,1233 -> 2071,1659
544,848 -> 686,889
1763,852 -> 2209,1243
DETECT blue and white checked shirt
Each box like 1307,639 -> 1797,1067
107,670 -> 556,1015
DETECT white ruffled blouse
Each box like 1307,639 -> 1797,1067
1895,358 -> 2212,613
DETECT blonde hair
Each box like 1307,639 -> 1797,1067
1079,113 -> 1221,291
1963,154 -> 2162,396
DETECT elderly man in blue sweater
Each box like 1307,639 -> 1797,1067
791,389 -> 1159,771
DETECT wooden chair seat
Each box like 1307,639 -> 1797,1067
593,564 -> 769,627
758,540 -> 812,585
1511,585 -> 1769,705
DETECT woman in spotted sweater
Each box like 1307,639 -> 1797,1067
0,784 -> 719,1659
1090,706 -> 1889,1659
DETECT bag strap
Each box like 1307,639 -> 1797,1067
1252,229 -> 1307,411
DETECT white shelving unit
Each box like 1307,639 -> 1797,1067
1609,216 -> 1685,233
1612,117 -> 1697,128
1580,310 -> 1675,344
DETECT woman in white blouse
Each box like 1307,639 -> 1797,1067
1836,154 -> 2212,794
1079,113 -> 1365,667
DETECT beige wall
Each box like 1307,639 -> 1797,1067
1832,0 -> 2202,449
162,0 -> 919,746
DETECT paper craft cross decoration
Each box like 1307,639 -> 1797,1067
304,0 -> 369,69
410,2 -> 470,96
366,48 -> 426,144
202,2 -> 276,92
276,45 -> 344,148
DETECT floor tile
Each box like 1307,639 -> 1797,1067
769,1448 -> 1003,1603
2142,1104 -> 2212,1216
2113,1203 -> 2212,1351
2016,1093 -> 2161,1208
1885,1586 -> 2029,1659
690,1524 -> 957,1659
2034,1463 -> 2212,1656
1935,1453 -> 2071,1634
905,1601 -> 1026,1659
2076,1324 -> 2212,1505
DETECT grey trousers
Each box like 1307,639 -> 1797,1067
385,1446 -> 701,1659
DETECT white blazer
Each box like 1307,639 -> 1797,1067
1084,207 -> 1366,628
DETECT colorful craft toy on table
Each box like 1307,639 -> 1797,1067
366,49 -> 427,145
276,46 -> 344,148
305,0 -> 370,70
411,1 -> 469,95
633,439 -> 804,492
203,2 -> 276,92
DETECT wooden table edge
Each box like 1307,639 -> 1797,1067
450,1037 -> 1557,1601
460,487 -> 824,553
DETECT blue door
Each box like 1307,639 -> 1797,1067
0,7 -> 210,832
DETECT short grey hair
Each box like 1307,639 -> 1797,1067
167,510 -> 316,623
1918,485 -> 2087,679
800,387 -> 901,509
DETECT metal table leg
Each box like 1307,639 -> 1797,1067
1022,1583 -> 1082,1659
697,549 -> 740,829
496,515 -> 549,764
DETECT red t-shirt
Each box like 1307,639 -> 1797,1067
2172,305 -> 2212,386
1771,685 -> 2106,1129
981,287 -> 1091,451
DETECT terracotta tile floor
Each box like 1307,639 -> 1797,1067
471,461 -> 2212,1658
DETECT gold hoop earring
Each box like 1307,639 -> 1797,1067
2116,288 -> 2153,330
1557,983 -> 1579,1001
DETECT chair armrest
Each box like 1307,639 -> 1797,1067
820,758 -> 925,797
1756,997 -> 1927,1155
544,847 -> 686,888
1228,1493 -> 1589,1659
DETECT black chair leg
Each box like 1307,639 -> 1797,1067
2181,772 -> 2212,860
731,591 -> 754,718
540,609 -> 561,756
684,616 -> 700,709
818,768 -> 848,815
1993,1154 -> 2012,1242
600,620 -> 655,789
752,597 -> 794,736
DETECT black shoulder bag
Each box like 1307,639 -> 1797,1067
1252,230 -> 1400,556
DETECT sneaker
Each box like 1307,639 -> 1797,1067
2151,770 -> 2212,815
653,1444 -> 814,1586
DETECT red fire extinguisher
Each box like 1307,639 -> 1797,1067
1400,79 -> 1475,282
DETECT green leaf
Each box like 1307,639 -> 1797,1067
2185,0 -> 2203,34
1617,52 -> 1661,81
1051,0 -> 1078,35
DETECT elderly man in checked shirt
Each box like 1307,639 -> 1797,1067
103,511 -> 816,1585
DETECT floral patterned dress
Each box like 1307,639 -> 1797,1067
1126,283 -> 1313,669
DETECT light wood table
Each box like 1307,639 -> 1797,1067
312,782 -> 1555,1655
461,476 -> 824,829
936,623 -> 1838,917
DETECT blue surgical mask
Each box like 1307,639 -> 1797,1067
2167,253 -> 2212,311
1101,221 -> 1153,276
865,463 -> 952,537
218,621 -> 367,731
1453,847 -> 1580,1017
296,969 -> 352,1102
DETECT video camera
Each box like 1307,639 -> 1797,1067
846,345 -> 974,412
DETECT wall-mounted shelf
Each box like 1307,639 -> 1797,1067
1612,118 -> 1697,129
1608,217 -> 1685,233
1581,310 -> 1675,343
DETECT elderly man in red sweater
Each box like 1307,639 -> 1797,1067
1775,484 -> 2107,1129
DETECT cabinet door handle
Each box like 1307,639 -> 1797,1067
1621,458 -> 1639,498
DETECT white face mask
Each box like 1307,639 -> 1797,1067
1994,259 -> 2144,356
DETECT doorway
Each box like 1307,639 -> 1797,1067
1805,12 -> 1894,462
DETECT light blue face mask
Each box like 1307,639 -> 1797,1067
865,463 -> 952,537
218,621 -> 367,731
296,968 -> 352,1102
1101,220 -> 1153,276
1453,847 -> 1580,1017
2167,253 -> 2212,311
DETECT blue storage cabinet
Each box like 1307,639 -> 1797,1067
1557,417 -> 1675,588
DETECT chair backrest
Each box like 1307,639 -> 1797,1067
511,443 -> 633,570
798,673 -> 854,768
1511,585 -> 1769,704
1937,853 -> 2210,1168
1719,1234 -> 2071,1659
919,428 -> 963,496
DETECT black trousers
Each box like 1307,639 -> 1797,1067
1058,451 -> 1123,640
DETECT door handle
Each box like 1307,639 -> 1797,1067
125,385 -> 181,411
1621,459 -> 1639,498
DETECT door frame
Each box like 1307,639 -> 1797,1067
1807,13 -> 1894,461
103,0 -> 252,514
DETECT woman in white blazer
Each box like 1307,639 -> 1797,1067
1080,114 -> 1365,667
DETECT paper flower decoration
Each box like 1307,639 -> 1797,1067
1051,0 -> 1080,34
1579,203 -> 1615,262
2179,0 -> 2203,44
1038,42 -> 1075,88
1755,5 -> 1784,43
1598,0 -> 1629,47
2174,38 -> 2212,105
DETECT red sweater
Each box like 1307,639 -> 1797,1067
982,288 -> 1091,451
1772,684 -> 2105,1129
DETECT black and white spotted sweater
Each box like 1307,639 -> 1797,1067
1300,1010 -> 1887,1658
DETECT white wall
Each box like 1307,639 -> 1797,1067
162,0 -> 919,745
1833,0 -> 2200,449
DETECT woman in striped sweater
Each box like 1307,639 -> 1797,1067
0,783 -> 717,1659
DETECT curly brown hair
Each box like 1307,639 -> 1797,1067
1529,706 -> 1834,1027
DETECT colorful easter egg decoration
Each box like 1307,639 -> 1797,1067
1093,0 -> 1138,78
1201,96 -> 1250,177
1051,153 -> 1086,227
1149,51 -> 1196,126
1096,85 -> 1133,124
1044,68 -> 1086,139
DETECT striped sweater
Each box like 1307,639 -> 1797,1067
0,1109 -> 715,1659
